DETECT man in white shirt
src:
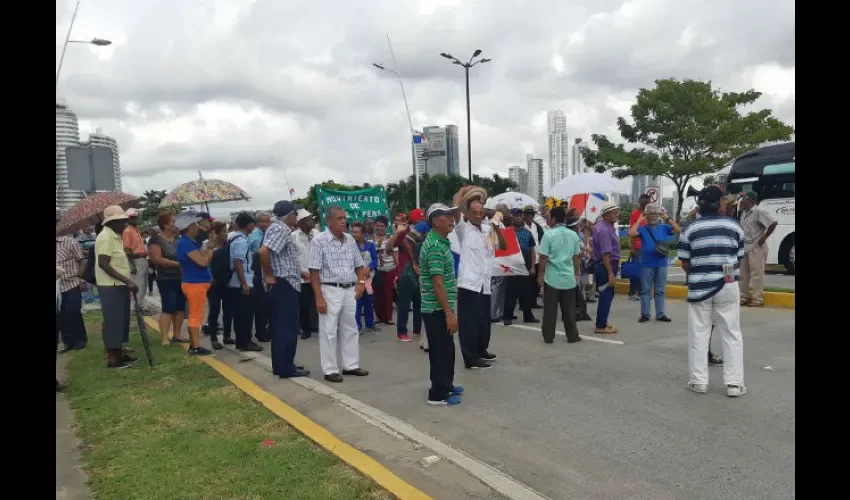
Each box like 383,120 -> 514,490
522,205 -> 546,308
451,187 -> 507,370
292,209 -> 319,339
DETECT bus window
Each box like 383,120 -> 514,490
760,180 -> 795,200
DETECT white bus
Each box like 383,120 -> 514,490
718,142 -> 795,274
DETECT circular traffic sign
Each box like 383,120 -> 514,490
646,188 -> 659,204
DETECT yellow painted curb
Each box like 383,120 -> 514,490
143,317 -> 432,500
614,281 -> 794,309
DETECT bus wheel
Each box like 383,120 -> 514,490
780,234 -> 795,275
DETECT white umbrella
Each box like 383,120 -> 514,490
546,173 -> 618,199
484,192 -> 540,210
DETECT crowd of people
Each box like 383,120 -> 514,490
56,182 -> 777,402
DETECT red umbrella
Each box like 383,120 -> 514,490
56,192 -> 142,236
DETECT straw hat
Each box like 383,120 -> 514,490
102,205 -> 129,224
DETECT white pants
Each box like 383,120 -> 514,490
131,258 -> 148,307
687,283 -> 745,386
319,285 -> 361,375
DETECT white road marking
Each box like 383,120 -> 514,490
222,345 -> 554,500
509,323 -> 626,345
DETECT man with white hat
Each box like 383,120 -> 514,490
123,208 -> 149,313
292,208 -> 319,339
96,205 -> 140,370
591,201 -> 621,334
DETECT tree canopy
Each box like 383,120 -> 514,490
580,78 -> 794,219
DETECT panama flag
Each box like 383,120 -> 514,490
568,193 -> 607,222
493,227 -> 529,276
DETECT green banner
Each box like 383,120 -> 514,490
315,186 -> 390,230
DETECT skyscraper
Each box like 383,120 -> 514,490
508,166 -> 528,194
56,101 -> 82,210
570,137 -> 589,176
81,128 -> 122,193
421,125 -> 461,176
548,110 -> 568,189
412,133 -> 426,178
527,156 -> 545,203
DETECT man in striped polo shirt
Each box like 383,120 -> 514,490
678,186 -> 747,398
420,203 -> 464,406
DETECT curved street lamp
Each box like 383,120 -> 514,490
56,0 -> 112,90
440,49 -> 491,180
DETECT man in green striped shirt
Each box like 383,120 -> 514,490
420,203 -> 463,406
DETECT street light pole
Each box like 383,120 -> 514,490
440,50 -> 491,181
56,1 -> 113,89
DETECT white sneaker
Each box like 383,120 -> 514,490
727,385 -> 747,398
687,383 -> 708,394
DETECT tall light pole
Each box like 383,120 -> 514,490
440,50 -> 491,180
373,34 -> 421,209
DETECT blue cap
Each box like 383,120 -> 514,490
272,200 -> 300,217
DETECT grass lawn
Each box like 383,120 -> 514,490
65,312 -> 392,500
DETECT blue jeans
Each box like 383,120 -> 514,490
640,265 -> 668,318
356,293 -> 375,329
396,272 -> 421,336
594,262 -> 620,329
268,280 -> 301,377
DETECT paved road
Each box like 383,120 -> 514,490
664,265 -> 795,291
146,291 -> 795,500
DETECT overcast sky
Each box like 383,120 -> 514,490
56,0 -> 795,215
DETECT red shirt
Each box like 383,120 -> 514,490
629,208 -> 646,250
394,229 -> 411,274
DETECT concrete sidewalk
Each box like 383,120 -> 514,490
56,356 -> 91,500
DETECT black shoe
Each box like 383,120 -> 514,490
237,342 -> 263,352
656,316 -> 672,322
466,361 -> 492,370
255,336 -> 271,343
708,353 -> 724,366
482,352 -> 498,361
324,373 -> 344,383
223,337 -> 235,345
107,359 -> 137,369
491,318 -> 501,323
342,368 -> 369,376
524,317 -> 540,324
170,336 -> 190,343
503,320 -> 513,326
638,316 -> 650,323
295,364 -> 305,370
578,313 -> 593,322
120,353 -> 139,363
300,331 -> 312,340
567,337 -> 583,344
188,347 -> 215,357
281,368 -> 310,378
211,340 -> 224,350
532,304 -> 543,309
543,339 -> 554,344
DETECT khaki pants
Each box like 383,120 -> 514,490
739,244 -> 767,304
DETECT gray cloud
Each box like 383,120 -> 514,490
56,0 -> 795,213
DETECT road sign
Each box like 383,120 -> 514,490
645,186 -> 661,207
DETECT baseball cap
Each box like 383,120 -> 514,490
408,208 -> 425,223
698,185 -> 723,204
426,203 -> 459,221
272,200 -> 299,217
295,209 -> 313,223
174,212 -> 202,232
743,190 -> 758,202
510,208 -> 523,216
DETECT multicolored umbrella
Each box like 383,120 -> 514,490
160,177 -> 251,208
56,192 -> 141,236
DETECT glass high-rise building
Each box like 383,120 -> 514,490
548,110 -> 568,189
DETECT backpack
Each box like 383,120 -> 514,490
211,235 -> 247,288
81,249 -> 97,284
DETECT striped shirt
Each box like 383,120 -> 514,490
56,236 -> 84,293
677,215 -> 745,302
419,231 -> 457,314
261,220 -> 301,291
307,230 -> 364,284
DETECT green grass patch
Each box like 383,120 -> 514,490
65,312 -> 392,500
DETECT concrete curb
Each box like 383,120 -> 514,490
613,281 -> 795,309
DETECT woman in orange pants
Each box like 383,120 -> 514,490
174,212 -> 214,356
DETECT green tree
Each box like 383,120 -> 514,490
580,78 -> 794,221
618,202 -> 636,226
137,189 -> 170,228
